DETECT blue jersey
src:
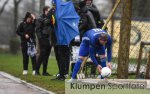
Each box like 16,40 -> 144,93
81,28 -> 112,66
71,28 -> 112,79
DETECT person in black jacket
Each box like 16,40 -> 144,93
35,6 -> 52,76
49,2 -> 70,81
47,5 -> 62,77
16,12 -> 36,75
85,0 -> 106,29
78,0 -> 96,40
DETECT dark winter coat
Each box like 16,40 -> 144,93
35,14 -> 52,40
16,21 -> 36,42
78,5 -> 96,36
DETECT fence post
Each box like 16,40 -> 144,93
117,0 -> 132,78
145,51 -> 150,79
136,42 -> 144,78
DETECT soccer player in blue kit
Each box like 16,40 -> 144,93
71,28 -> 112,79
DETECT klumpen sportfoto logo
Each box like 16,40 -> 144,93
65,79 -> 147,91
69,82 -> 145,91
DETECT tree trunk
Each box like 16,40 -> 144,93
39,0 -> 45,14
10,0 -> 22,54
32,0 -> 36,13
0,0 -> 9,16
117,0 -> 132,79
13,0 -> 23,35
14,0 -> 18,34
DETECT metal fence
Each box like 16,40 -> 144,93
102,0 -> 150,75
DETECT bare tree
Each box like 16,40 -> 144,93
13,0 -> 23,32
0,0 -> 9,16
9,0 -> 23,54
117,0 -> 132,78
32,0 -> 35,13
39,0 -> 45,14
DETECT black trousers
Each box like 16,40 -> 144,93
57,45 -> 70,77
52,45 -> 60,74
36,38 -> 51,73
21,41 -> 36,70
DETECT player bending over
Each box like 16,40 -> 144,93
71,28 -> 112,79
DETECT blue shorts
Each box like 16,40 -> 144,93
79,39 -> 89,57
79,39 -> 106,57
79,40 -> 106,67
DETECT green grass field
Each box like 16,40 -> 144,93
0,53 -> 65,94
0,53 -> 149,94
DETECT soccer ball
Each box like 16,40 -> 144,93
101,67 -> 111,78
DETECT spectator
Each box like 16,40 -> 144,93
78,0 -> 96,40
16,12 -> 36,75
85,0 -> 106,29
50,1 -> 70,81
47,3 -> 61,77
35,6 -> 52,76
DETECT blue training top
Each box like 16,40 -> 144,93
83,28 -> 112,66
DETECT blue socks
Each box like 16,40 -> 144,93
72,59 -> 83,79
72,57 -> 106,79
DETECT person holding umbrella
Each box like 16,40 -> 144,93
51,0 -> 80,81
16,12 -> 36,75
48,1 -> 65,78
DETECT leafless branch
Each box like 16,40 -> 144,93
0,0 -> 9,16
16,0 -> 23,5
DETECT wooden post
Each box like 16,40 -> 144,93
136,41 -> 150,78
136,42 -> 144,78
117,0 -> 132,79
110,0 -> 115,54
110,0 -> 115,39
145,51 -> 150,79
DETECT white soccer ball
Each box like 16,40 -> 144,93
101,67 -> 111,78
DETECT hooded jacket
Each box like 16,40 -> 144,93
87,4 -> 105,29
16,12 -> 36,42
78,3 -> 96,36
